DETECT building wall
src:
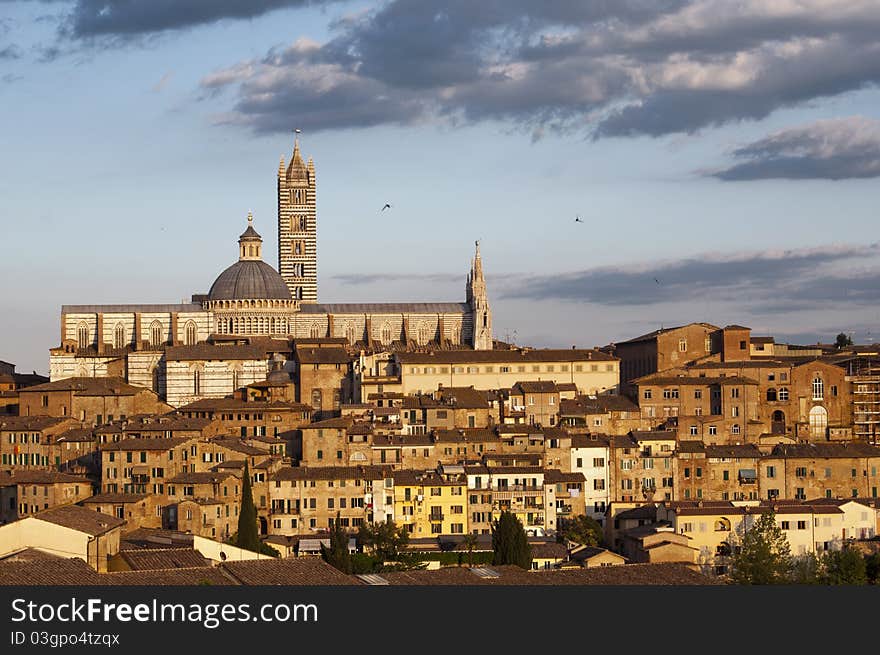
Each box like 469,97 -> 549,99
571,445 -> 610,521
165,359 -> 267,407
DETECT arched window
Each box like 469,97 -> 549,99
150,321 -> 163,348
714,518 -> 731,532
77,322 -> 89,350
731,424 -> 740,435
450,326 -> 461,344
417,324 -> 431,345
311,389 -> 322,410
232,368 -> 240,391
151,367 -> 160,394
766,388 -> 777,402
346,326 -> 356,346
299,216 -> 306,231
193,369 -> 201,395
812,377 -> 824,400
381,322 -> 393,344
809,405 -> 828,438
310,324 -> 322,339
184,321 -> 198,346
114,323 -> 126,350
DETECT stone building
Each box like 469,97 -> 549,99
51,140 -> 495,407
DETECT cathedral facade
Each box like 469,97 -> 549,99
49,140 -> 493,406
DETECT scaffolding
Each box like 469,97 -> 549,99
846,356 -> 880,443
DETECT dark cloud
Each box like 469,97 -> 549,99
58,0 -> 337,39
498,244 -> 880,309
0,43 -> 22,59
199,0 -> 880,138
709,116 -> 880,181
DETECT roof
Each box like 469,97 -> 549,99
295,346 -> 352,364
165,344 -> 266,362
62,303 -> 203,314
617,323 -> 720,345
119,548 -> 210,571
17,377 -> 145,396
396,348 -> 617,364
273,465 -> 392,481
0,470 -> 90,486
512,381 -> 559,393
167,472 -> 237,485
631,430 -> 677,442
208,259 -> 291,301
0,416 -> 74,431
101,437 -> 190,451
636,375 -> 759,386
299,302 -> 469,315
220,557 -> 360,585
101,568 -> 234,586
82,493 -> 148,504
705,444 -> 763,458
0,557 -> 102,585
543,470 -> 586,484
560,395 -> 639,415
34,505 -> 125,536
176,398 -> 310,412
768,442 -> 880,459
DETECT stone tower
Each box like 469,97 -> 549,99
467,241 -> 493,350
278,137 -> 317,303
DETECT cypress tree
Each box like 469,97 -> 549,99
236,460 -> 260,553
491,511 -> 532,570
321,512 -> 352,574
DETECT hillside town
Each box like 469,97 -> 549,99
2,142 -> 879,585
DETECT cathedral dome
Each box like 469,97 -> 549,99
208,260 -> 291,301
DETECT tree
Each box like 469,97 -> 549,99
320,512 -> 352,574
357,520 -> 410,562
729,510 -> 792,584
790,552 -> 821,584
821,548 -> 867,585
836,332 -> 853,349
235,460 -> 260,553
558,514 -> 603,548
461,532 -> 479,567
865,552 -> 880,585
491,511 -> 532,570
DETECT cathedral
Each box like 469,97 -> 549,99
49,139 -> 493,406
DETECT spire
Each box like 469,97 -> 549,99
286,135 -> 308,181
472,239 -> 484,281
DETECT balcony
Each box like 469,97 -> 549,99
131,474 -> 150,485
557,505 -> 573,515
428,513 -> 444,522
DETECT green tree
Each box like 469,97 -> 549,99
865,552 -> 880,584
558,514 -> 603,548
821,548 -> 867,585
320,512 -> 352,574
835,332 -> 853,349
461,532 -> 479,567
491,511 -> 532,570
357,520 -> 410,562
730,511 -> 792,584
790,552 -> 821,584
235,460 -> 260,553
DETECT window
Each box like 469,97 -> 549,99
184,321 -> 198,346
809,406 -> 828,438
662,388 -> 679,399
781,521 -> 790,530
778,387 -> 789,401
679,339 -> 687,352
708,426 -> 717,436
731,406 -> 739,418
694,389 -> 702,399
730,388 -> 740,399
812,376 -> 824,400
643,389 -> 652,399
193,370 -> 201,395
150,321 -> 163,348
731,424 -> 740,435
766,466 -> 776,478
593,458 -> 604,467
114,323 -> 126,349
684,467 -> 690,479
797,520 -> 807,530
704,337 -> 712,352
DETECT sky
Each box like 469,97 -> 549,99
1,0 -> 880,374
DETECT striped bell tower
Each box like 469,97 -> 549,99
277,137 -> 317,303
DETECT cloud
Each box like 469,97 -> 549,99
708,116 -> 880,180
152,71 -> 173,92
197,0 -> 880,138
53,0 -> 338,40
0,43 -> 22,59
332,272 -> 462,286
497,243 -> 880,309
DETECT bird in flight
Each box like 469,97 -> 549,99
575,215 -> 583,223
381,203 -> 392,212
654,278 -> 661,285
